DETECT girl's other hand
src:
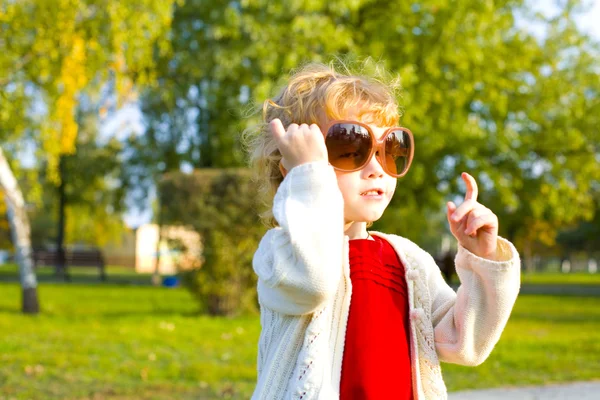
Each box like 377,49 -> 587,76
446,172 -> 499,260
270,118 -> 328,172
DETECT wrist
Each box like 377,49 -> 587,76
478,250 -> 500,261
467,242 -> 511,262
286,158 -> 328,171
461,243 -> 498,261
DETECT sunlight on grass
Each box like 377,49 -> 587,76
442,295 -> 600,390
0,283 -> 258,399
0,283 -> 599,399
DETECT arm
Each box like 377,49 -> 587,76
430,237 -> 521,365
253,161 -> 345,315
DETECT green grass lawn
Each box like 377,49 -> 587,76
520,272 -> 600,285
0,283 -> 259,399
0,282 -> 599,399
442,295 -> 600,391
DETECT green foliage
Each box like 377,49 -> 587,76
556,206 -> 600,253
134,0 -> 600,258
122,0 -> 364,208
24,108 -> 129,248
0,0 -> 178,305
0,0 -> 177,217
360,0 -> 600,250
159,169 -> 265,316
0,0 -> 177,179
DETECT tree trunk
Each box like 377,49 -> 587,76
56,156 -> 69,281
0,146 -> 39,314
524,239 -> 534,273
152,203 -> 163,287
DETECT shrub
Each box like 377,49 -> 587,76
159,169 -> 265,316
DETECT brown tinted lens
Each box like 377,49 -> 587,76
326,123 -> 372,171
384,130 -> 411,176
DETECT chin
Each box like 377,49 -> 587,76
365,215 -> 383,223
351,211 -> 384,223
345,200 -> 388,223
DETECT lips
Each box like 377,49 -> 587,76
360,188 -> 384,196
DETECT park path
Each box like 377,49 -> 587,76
449,381 -> 600,399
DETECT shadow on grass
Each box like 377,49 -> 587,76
0,306 -> 23,314
95,309 -> 203,319
0,274 -> 156,286
0,307 -> 203,319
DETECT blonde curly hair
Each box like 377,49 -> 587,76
242,59 -> 402,227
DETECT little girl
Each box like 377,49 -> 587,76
244,61 -> 521,400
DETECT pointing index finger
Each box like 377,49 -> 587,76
462,172 -> 478,202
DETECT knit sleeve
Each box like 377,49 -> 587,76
429,237 -> 521,366
252,161 -> 345,316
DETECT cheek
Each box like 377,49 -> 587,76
335,172 -> 357,200
387,178 -> 397,200
336,180 -> 351,200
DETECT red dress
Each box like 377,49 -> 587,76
339,235 -> 413,399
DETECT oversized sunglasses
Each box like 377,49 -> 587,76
323,120 -> 414,177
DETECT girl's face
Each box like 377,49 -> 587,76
322,113 -> 398,225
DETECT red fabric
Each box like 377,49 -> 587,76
340,235 -> 413,400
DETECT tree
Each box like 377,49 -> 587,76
130,0 -> 362,172
0,0 -> 176,312
122,0 -> 364,284
0,192 -> 10,249
556,190 -> 600,254
359,1 -> 600,258
0,149 -> 38,312
28,106 -> 129,257
159,169 -> 263,315
133,0 -> 599,267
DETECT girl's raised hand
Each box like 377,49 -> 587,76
446,173 -> 499,260
270,118 -> 328,172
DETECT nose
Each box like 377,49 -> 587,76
363,151 -> 385,178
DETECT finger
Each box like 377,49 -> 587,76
310,123 -> 324,137
451,199 -> 477,223
447,201 -> 459,231
462,172 -> 479,202
446,201 -> 457,220
464,214 -> 495,236
269,119 -> 286,141
447,201 -> 457,213
465,213 -> 497,236
463,208 -> 484,235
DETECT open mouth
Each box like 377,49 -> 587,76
360,189 -> 384,196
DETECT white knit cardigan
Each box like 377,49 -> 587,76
251,161 -> 521,400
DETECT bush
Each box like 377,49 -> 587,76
159,169 -> 265,316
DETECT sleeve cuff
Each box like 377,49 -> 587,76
456,236 -> 520,272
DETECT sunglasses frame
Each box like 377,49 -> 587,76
323,119 -> 415,178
